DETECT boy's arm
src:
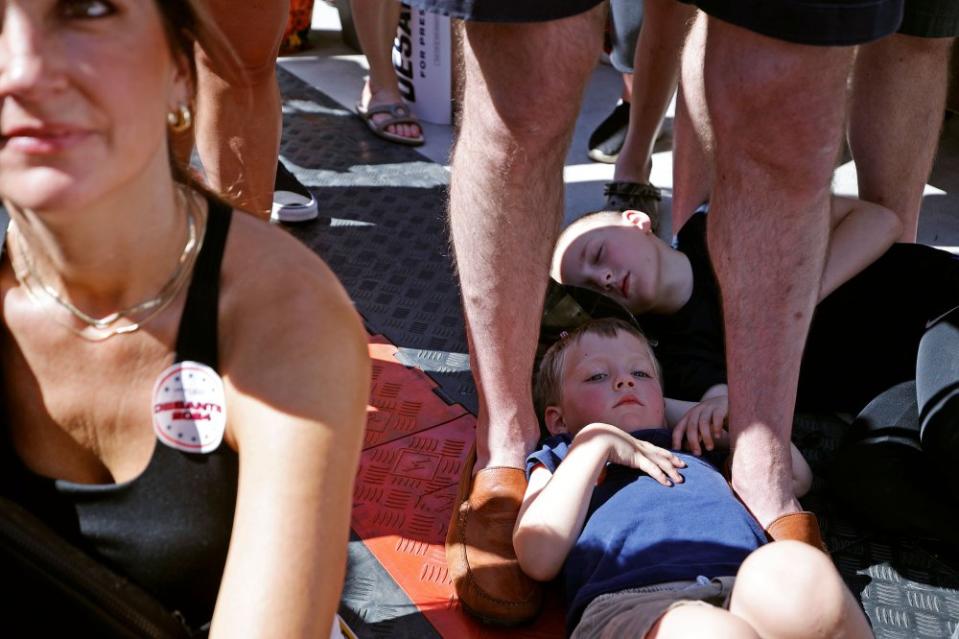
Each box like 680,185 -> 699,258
791,443 -> 813,497
822,195 -> 902,301
672,393 -> 814,497
664,398 -> 698,428
513,424 -> 685,582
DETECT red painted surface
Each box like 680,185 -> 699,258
354,336 -> 564,638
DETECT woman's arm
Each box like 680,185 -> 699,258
821,195 -> 902,301
513,424 -> 685,582
210,222 -> 370,637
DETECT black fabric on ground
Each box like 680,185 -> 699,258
918,306 -> 959,502
831,382 -> 959,548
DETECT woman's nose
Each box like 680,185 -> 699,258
615,375 -> 635,389
0,10 -> 58,97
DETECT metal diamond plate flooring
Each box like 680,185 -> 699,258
277,67 -> 959,638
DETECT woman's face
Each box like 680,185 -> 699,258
0,0 -> 188,211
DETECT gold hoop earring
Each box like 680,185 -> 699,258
166,104 -> 193,134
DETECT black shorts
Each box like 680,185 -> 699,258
407,0 -> 959,43
682,0 -> 959,45
404,0 -> 603,23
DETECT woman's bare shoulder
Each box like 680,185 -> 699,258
218,210 -> 365,354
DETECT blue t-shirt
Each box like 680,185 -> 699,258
525,428 -> 766,632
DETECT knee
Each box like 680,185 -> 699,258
198,42 -> 280,89
462,12 -> 604,155
197,4 -> 286,88
700,22 -> 851,191
733,541 -> 848,633
650,604 -> 759,639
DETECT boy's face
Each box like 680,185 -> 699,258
552,211 -> 660,314
546,330 -> 665,436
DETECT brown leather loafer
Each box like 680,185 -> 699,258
445,451 -> 543,625
765,511 -> 827,552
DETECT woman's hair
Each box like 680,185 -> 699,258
152,1 -> 240,191
534,317 -> 661,415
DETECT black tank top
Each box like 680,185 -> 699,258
0,199 -> 238,629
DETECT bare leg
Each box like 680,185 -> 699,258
444,10 -> 605,623
621,73 -> 634,102
691,15 -> 854,526
648,604 -> 758,639
351,0 -> 422,141
195,0 -> 288,217
613,0 -> 694,184
849,34 -> 953,242
453,9 -> 604,469
729,541 -> 873,638
669,26 -> 714,233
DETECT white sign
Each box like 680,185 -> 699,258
393,4 -> 452,125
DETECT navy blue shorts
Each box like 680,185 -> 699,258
407,0 -> 959,43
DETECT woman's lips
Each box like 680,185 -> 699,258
615,396 -> 643,407
620,273 -> 630,299
1,128 -> 92,155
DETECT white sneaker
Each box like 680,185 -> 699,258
271,160 -> 318,223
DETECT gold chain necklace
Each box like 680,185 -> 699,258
11,190 -> 206,341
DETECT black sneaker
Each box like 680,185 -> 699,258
271,160 -> 318,223
587,100 -> 630,164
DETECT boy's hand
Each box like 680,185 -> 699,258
672,396 -> 729,456
574,423 -> 685,487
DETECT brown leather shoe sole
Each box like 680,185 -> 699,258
445,448 -> 543,625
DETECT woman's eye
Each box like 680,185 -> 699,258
594,245 -> 604,263
585,373 -> 607,382
60,0 -> 115,19
632,370 -> 652,379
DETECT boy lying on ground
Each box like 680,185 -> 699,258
550,197 -> 959,543
514,319 -> 873,638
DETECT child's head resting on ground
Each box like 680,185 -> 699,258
551,209 -> 688,316
535,317 -> 664,437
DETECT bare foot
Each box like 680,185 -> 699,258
359,81 -> 424,143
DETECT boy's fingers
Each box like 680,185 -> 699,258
711,411 -> 724,438
639,459 -> 673,487
672,422 -> 685,450
652,451 -> 685,482
687,424 -> 701,455
699,417 -> 714,451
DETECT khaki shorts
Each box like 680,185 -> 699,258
571,576 -> 736,639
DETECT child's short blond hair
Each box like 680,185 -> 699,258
534,317 -> 661,414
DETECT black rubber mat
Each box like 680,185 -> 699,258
340,532 -> 442,639
278,69 -> 476,415
276,66 -> 959,638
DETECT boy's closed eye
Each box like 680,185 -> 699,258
584,372 -> 608,382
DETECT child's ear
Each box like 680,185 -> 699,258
622,210 -> 653,233
544,406 -> 569,436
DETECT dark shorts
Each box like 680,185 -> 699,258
407,0 -> 959,42
404,0 -> 603,23
571,576 -> 736,639
683,0 -> 959,45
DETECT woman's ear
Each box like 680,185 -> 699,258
168,42 -> 194,112
544,406 -> 568,436
622,209 -> 653,233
